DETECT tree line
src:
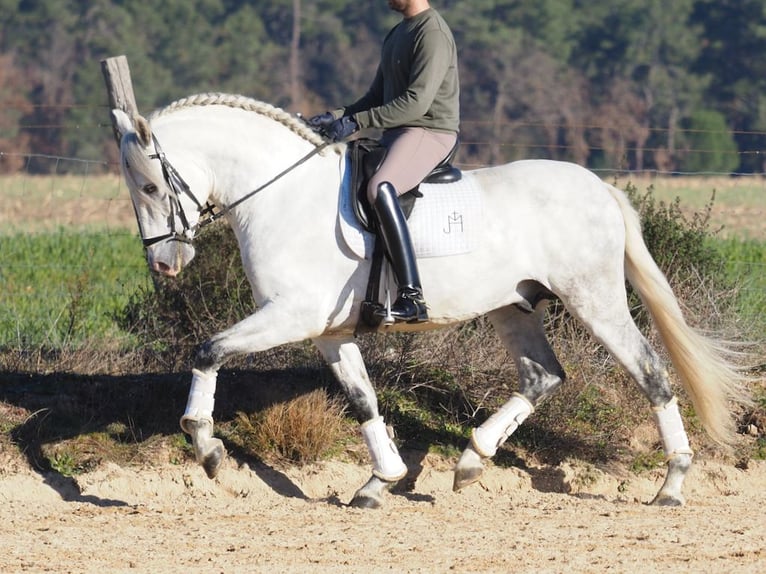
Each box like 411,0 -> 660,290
1,0 -> 765,174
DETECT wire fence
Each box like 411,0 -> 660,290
4,100 -> 766,173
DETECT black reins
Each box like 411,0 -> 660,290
140,133 -> 331,248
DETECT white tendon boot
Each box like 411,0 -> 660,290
178,369 -> 225,479
454,393 -> 534,491
180,368 -> 217,432
652,396 -> 694,460
361,416 -> 408,481
472,393 -> 534,458
651,396 -> 694,506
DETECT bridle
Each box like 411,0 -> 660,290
138,135 -> 214,247
136,132 -> 331,248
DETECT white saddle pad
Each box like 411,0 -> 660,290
337,155 -> 483,260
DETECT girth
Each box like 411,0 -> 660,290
349,137 -> 462,232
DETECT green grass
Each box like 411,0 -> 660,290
0,229 -> 150,348
711,236 -> 766,338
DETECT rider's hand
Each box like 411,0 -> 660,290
325,116 -> 359,142
305,112 -> 335,132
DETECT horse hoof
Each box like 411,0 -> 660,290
202,439 -> 226,479
349,494 -> 383,509
650,493 -> 685,507
453,465 -> 484,492
453,446 -> 485,491
348,475 -> 397,509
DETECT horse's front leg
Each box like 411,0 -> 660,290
180,368 -> 225,478
180,303 -> 321,480
313,336 -> 407,508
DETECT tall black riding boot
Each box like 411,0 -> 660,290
372,182 -> 428,323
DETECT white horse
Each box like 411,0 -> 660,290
113,93 -> 749,508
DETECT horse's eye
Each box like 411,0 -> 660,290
143,183 -> 158,194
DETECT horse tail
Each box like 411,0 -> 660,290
604,183 -> 751,447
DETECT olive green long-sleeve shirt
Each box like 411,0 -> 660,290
334,8 -> 459,133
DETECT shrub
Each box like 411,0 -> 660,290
117,222 -> 254,369
624,183 -> 721,281
227,389 -> 350,465
619,183 -> 733,333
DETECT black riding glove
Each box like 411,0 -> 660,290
306,112 -> 335,132
325,116 -> 359,142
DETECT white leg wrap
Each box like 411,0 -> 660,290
361,416 -> 408,481
653,397 -> 693,460
471,393 -> 534,458
180,369 -> 217,433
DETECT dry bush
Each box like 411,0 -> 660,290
0,339 -> 150,376
117,222 -> 255,370
355,310 -> 651,464
230,389 -> 350,465
360,318 -> 515,418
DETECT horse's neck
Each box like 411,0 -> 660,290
157,111 -> 330,212
202,136 -> 341,242
215,142 -> 338,216
214,142 -> 344,301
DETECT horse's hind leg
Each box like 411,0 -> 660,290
563,290 -> 693,506
454,303 -> 566,491
313,336 -> 407,509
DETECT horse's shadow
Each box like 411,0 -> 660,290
4,370 -> 188,507
2,367 -> 598,507
1,368 -> 331,506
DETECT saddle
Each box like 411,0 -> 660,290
348,137 -> 462,332
348,137 -> 462,232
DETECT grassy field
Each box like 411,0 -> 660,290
1,172 -> 764,238
0,230 -> 149,348
609,173 -> 765,240
0,173 -> 135,234
0,174 -> 144,347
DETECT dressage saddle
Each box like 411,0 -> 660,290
348,137 -> 462,232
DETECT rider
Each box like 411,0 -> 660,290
307,0 -> 459,323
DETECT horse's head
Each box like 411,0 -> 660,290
112,109 -> 198,277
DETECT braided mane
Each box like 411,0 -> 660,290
148,92 -> 328,148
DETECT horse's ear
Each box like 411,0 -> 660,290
112,109 -> 152,147
111,108 -> 134,141
134,114 -> 152,147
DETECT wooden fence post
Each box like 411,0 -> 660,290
101,55 -> 140,146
